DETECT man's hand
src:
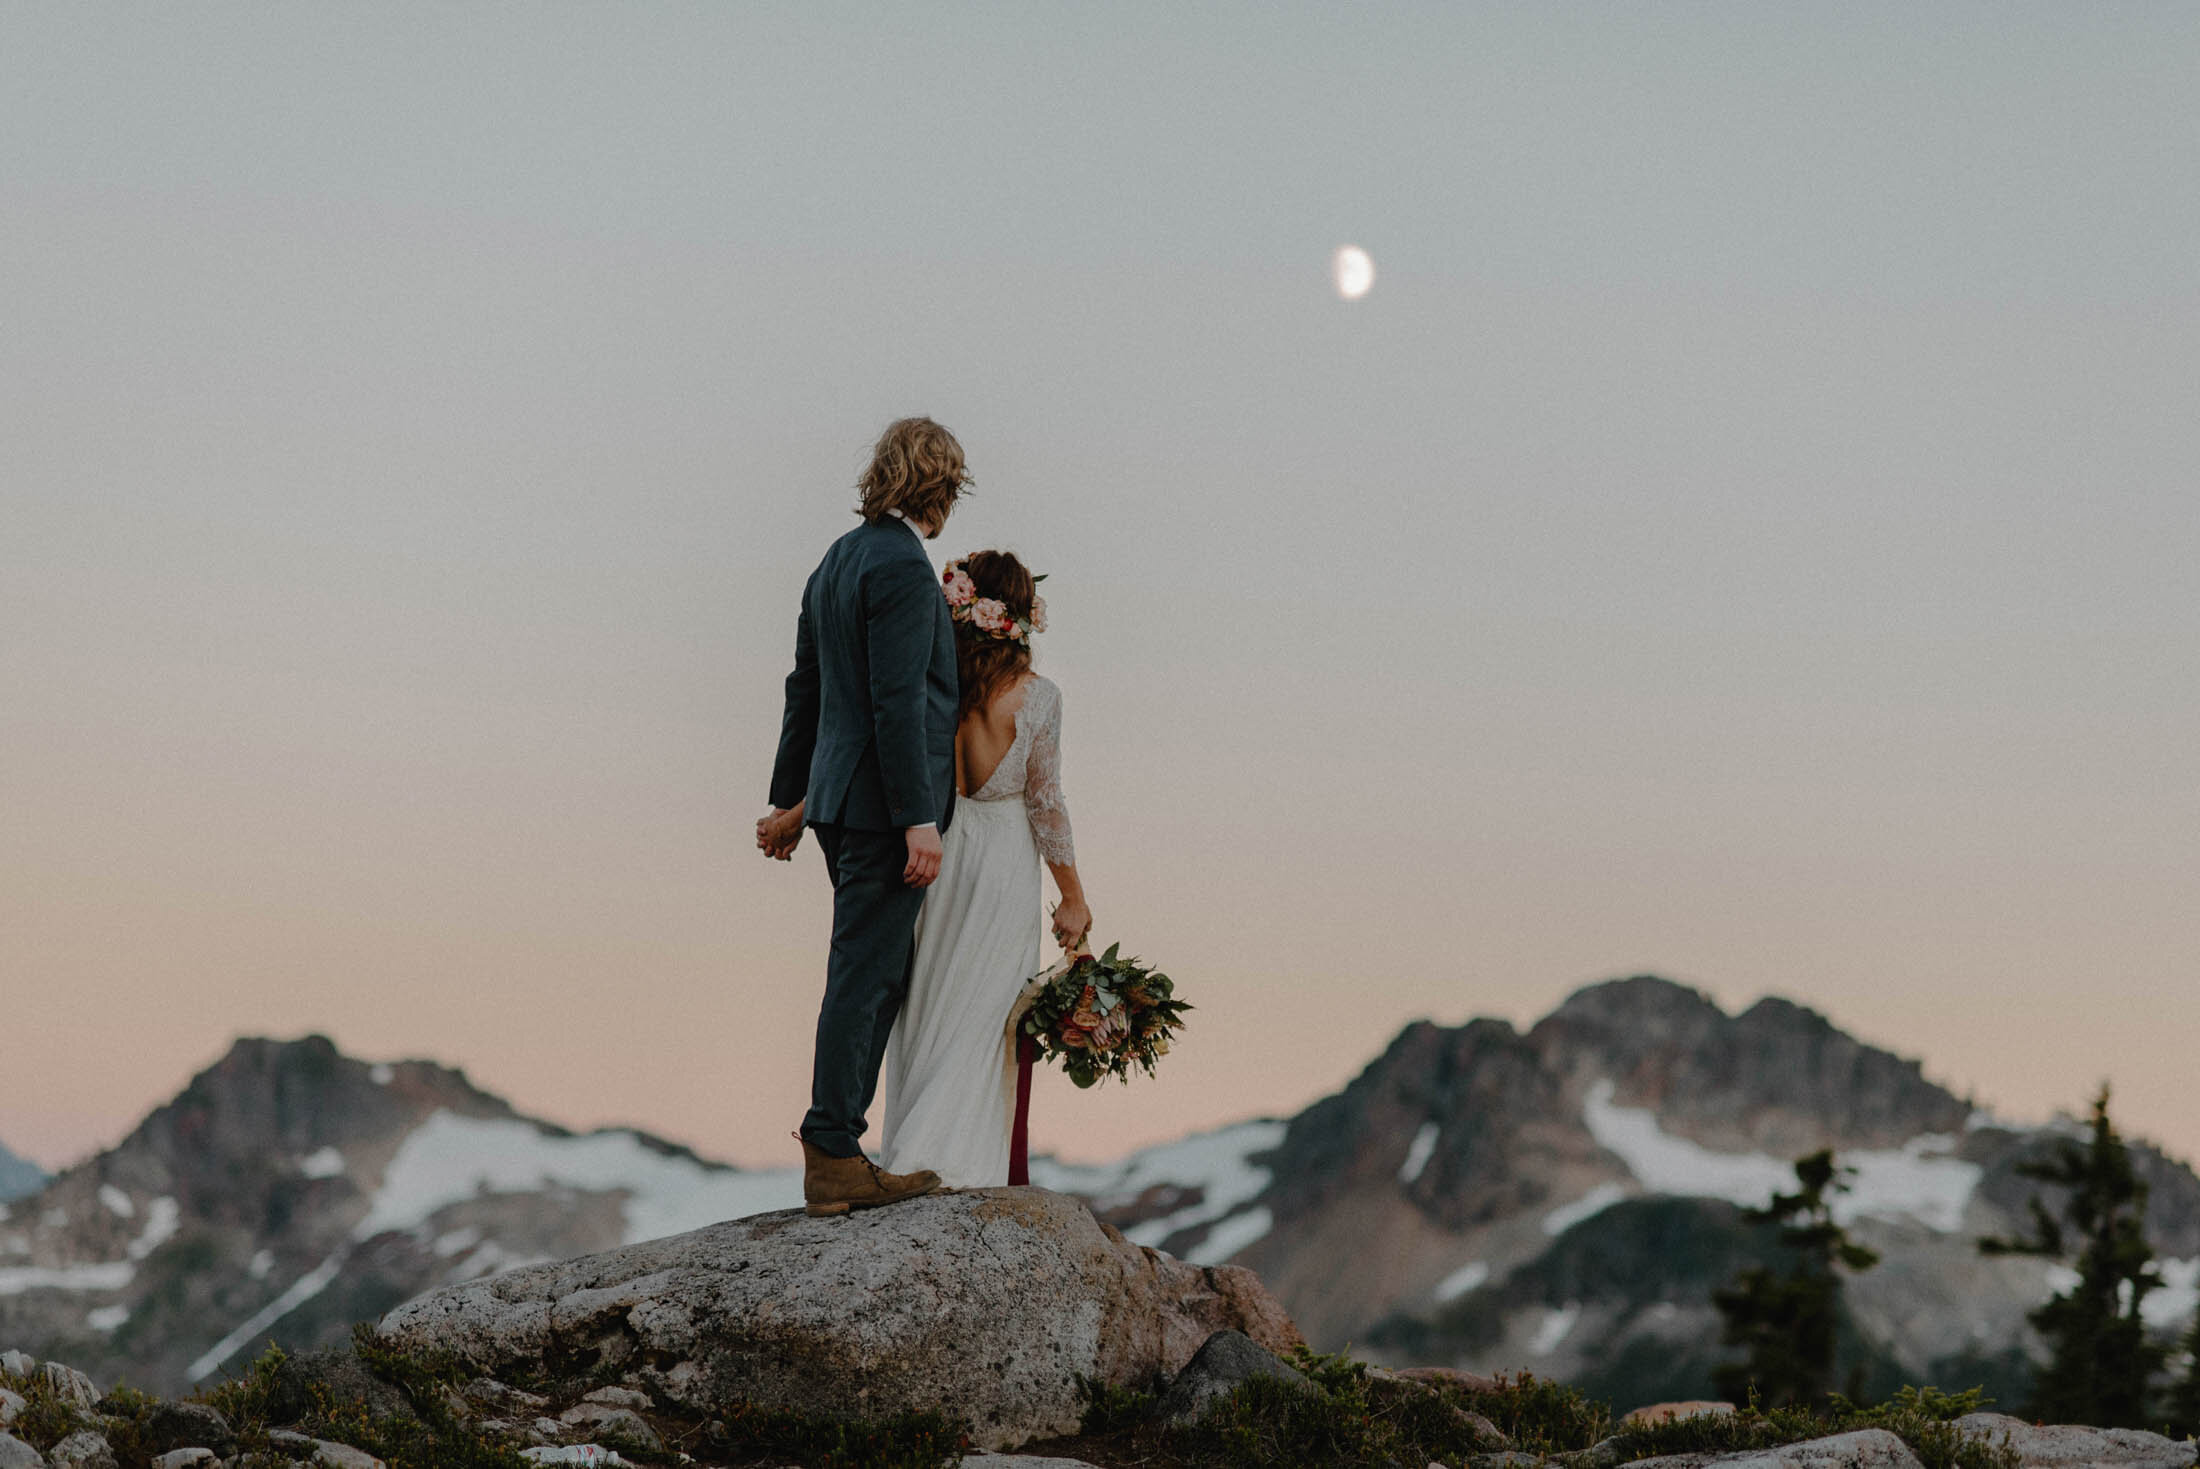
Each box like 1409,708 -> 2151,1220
756,806 -> 804,861
903,826 -> 943,887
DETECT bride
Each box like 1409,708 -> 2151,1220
878,549 -> 1090,1188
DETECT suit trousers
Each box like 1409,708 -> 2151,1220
800,823 -> 926,1158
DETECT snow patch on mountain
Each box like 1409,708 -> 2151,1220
358,1111 -> 800,1245
2143,1257 -> 2200,1330
0,1196 -> 179,1297
1529,1303 -> 1582,1354
300,1147 -> 346,1179
1432,1259 -> 1489,1303
1399,1123 -> 1439,1185
187,1250 -> 348,1381
1543,1182 -> 1628,1236
1579,1080 -> 1982,1231
0,1261 -> 136,1296
1030,1119 -> 1287,1265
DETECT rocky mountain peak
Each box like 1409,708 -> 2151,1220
0,1142 -> 46,1205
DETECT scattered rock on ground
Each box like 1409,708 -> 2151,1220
462,1378 -> 550,1417
1955,1414 -> 2198,1469
1155,1328 -> 1311,1427
151,1451 -> 217,1469
578,1386 -> 651,1411
0,1431 -> 41,1469
1626,1401 -> 1739,1427
521,1448 -> 631,1466
1625,1427 -> 1925,1469
376,1187 -> 1303,1451
555,1403 -> 661,1453
35,1366 -> 97,1415
266,1428 -> 323,1457
0,1354 -> 32,1380
304,1440 -> 388,1469
0,1391 -> 20,1428
143,1401 -> 235,1457
44,1431 -> 115,1469
1389,1365 -> 1503,1394
263,1349 -> 416,1430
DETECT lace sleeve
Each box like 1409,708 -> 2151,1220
1023,681 -> 1076,867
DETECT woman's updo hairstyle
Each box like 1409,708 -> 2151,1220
953,549 -> 1037,724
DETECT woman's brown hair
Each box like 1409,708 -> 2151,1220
856,417 -> 972,530
954,549 -> 1036,724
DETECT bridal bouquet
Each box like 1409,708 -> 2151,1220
1007,942 -> 1191,1089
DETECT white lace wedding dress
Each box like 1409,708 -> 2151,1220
879,675 -> 1074,1188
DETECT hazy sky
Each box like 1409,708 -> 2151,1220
6,4 -> 2197,1176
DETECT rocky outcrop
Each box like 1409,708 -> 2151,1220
1955,1414 -> 2198,1469
1626,1428 -> 1926,1469
376,1187 -> 1301,1450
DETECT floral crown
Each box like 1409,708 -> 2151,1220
942,558 -> 1047,644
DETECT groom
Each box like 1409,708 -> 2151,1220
758,416 -> 969,1217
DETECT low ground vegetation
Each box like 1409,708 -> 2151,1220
8,1330 -> 2192,1469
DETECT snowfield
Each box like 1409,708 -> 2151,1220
358,1111 -> 803,1245
1572,1080 -> 1984,1233
1029,1119 -> 1288,1265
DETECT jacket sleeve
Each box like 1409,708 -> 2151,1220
767,576 -> 820,810
865,554 -> 943,828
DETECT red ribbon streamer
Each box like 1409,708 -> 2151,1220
1009,1031 -> 1037,1186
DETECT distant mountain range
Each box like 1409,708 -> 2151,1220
2,976 -> 2194,1409
0,1142 -> 47,1204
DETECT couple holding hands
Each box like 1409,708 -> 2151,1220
759,417 -> 1091,1218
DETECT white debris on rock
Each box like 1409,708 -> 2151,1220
96,1186 -> 133,1219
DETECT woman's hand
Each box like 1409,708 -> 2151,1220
1051,896 -> 1092,952
756,803 -> 805,860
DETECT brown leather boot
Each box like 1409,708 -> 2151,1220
795,1133 -> 942,1217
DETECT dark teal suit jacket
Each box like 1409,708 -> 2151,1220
770,518 -> 957,831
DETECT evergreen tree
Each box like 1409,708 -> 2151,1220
1713,1149 -> 1881,1408
1979,1085 -> 2168,1427
2166,1312 -> 2200,1439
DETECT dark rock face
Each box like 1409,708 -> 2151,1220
0,1143 -> 45,1207
1154,1328 -> 1309,1426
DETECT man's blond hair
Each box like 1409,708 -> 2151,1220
856,417 -> 972,529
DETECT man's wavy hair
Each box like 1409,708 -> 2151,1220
856,417 -> 972,530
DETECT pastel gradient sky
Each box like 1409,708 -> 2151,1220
6,5 -> 2197,1175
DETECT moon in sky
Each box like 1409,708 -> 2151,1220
1332,244 -> 1375,300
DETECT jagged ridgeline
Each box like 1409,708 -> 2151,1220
3,977 -> 2197,1411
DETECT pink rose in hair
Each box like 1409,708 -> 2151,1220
970,597 -> 1008,633
943,567 -> 977,607
1028,595 -> 1047,633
